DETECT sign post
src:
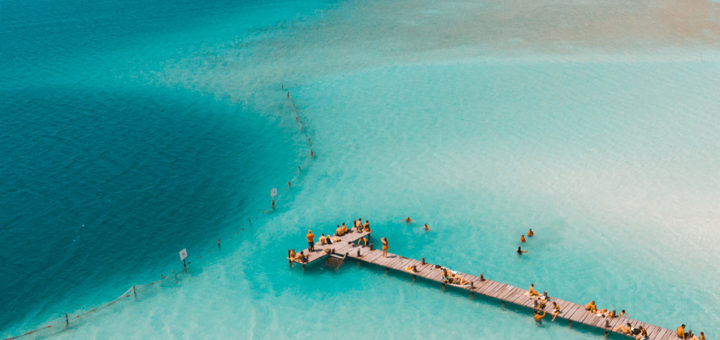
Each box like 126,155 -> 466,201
179,248 -> 188,272
271,188 -> 277,210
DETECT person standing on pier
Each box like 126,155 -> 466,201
381,237 -> 389,257
307,230 -> 315,251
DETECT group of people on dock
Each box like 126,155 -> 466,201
676,324 -> 706,340
583,301 -> 644,339
527,283 -> 557,323
612,322 -> 649,340
288,218 -> 374,264
440,268 -> 471,285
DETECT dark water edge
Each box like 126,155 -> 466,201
0,85 -> 299,329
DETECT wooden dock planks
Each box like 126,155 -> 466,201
291,231 -> 674,339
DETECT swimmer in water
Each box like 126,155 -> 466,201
517,246 -> 528,255
533,309 -> 546,323
424,224 -> 430,231
405,216 -> 414,224
528,228 -> 534,237
520,234 -> 526,243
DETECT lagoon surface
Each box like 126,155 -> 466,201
1,0 -> 719,338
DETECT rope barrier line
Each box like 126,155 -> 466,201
2,88 -> 315,340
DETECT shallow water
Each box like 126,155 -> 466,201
2,0 -> 719,338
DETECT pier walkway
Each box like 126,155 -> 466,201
288,230 -> 677,340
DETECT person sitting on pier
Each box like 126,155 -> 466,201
614,323 -> 633,335
356,218 -> 363,231
406,265 -> 417,273
596,308 -> 608,317
585,301 -> 598,313
540,291 -> 550,302
341,223 -> 348,235
677,324 -> 686,339
636,327 -> 649,340
363,220 -> 371,232
533,309 -> 546,323
619,309 -> 630,317
451,273 -> 471,286
607,310 -> 617,318
517,246 -> 528,255
335,225 -> 343,236
306,230 -> 315,251
319,233 -> 327,245
289,249 -> 297,260
551,302 -> 561,321
356,236 -> 368,247
528,228 -> 534,237
528,283 -> 540,297
442,269 -> 451,283
295,251 -> 308,263
538,299 -> 547,310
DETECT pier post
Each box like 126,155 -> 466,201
470,291 -> 474,299
65,314 -> 69,328
218,238 -> 221,250
385,267 -> 389,274
501,301 -> 505,308
369,243 -> 374,250
480,274 -> 485,281
413,275 -> 416,282
421,257 -> 425,265
133,285 -> 137,297
569,320 -> 572,328
442,283 -> 446,291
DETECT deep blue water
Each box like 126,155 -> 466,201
3,0 -> 720,338
0,85 -> 301,329
0,0 -> 320,330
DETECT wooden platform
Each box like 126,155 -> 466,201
289,230 -> 678,340
287,229 -> 371,267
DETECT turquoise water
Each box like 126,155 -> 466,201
2,0 -> 719,338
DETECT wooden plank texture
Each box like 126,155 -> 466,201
291,230 -> 674,339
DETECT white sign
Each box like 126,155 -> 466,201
179,248 -> 187,261
270,188 -> 277,198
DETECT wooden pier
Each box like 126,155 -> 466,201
289,230 -> 678,340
